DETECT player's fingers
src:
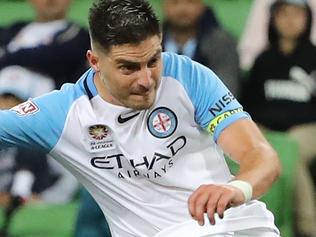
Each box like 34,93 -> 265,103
188,185 -> 205,220
215,190 -> 234,219
206,190 -> 222,225
194,190 -> 212,226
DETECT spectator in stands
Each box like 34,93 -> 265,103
0,68 -> 78,205
238,0 -> 316,71
161,0 -> 241,97
0,72 -> 75,236
242,1 -> 316,236
0,0 -> 92,235
0,0 -> 90,89
0,0 -> 88,205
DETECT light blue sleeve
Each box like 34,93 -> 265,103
162,52 -> 250,141
0,82 -> 85,152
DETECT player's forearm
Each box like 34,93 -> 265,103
233,144 -> 281,199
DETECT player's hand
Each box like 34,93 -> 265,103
188,184 -> 245,226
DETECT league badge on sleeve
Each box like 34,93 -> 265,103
10,100 -> 39,116
147,107 -> 177,138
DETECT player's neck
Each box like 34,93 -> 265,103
93,72 -> 123,106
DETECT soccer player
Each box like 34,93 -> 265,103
0,0 -> 281,236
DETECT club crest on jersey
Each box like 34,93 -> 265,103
10,100 -> 39,116
147,107 -> 177,139
89,125 -> 109,140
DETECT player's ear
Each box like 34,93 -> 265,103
87,50 -> 100,72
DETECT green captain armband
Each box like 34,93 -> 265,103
206,108 -> 244,135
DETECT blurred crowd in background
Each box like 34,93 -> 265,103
0,0 -> 316,237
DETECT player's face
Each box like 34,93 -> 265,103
274,4 -> 308,40
30,0 -> 72,22
163,0 -> 204,30
88,35 -> 162,110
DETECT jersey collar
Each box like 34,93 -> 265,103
83,68 -> 98,99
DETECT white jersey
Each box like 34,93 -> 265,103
0,52 -> 279,237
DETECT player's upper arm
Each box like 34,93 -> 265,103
162,52 -> 249,142
0,83 -> 84,152
217,118 -> 272,164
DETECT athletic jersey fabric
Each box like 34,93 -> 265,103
0,52 -> 279,237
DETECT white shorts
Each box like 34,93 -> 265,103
155,227 -> 279,237
208,228 -> 280,236
153,213 -> 280,237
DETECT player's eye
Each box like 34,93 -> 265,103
148,57 -> 159,68
119,64 -> 139,74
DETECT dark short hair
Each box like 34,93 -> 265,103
89,0 -> 160,51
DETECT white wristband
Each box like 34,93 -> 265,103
228,180 -> 253,203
